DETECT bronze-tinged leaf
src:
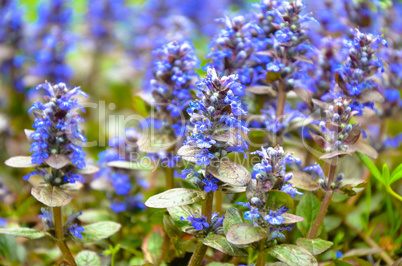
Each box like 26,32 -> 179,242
138,134 -> 176,153
332,105 -> 344,114
31,185 -> 73,207
223,207 -> 244,235
226,223 -> 269,245
320,150 -> 349,160
5,156 -> 39,168
268,244 -> 318,265
344,124 -> 361,145
177,145 -> 201,163
288,171 -> 319,191
44,154 -> 71,169
220,185 -> 246,194
293,87 -> 313,109
309,131 -> 329,150
207,160 -> 251,187
24,129 -> 35,143
359,89 -> 384,103
293,55 -> 314,64
144,188 -> 207,208
353,142 -> 378,159
282,213 -> 305,224
74,164 -> 100,175
312,99 -> 328,110
295,238 -> 333,255
335,73 -> 346,90
211,131 -> 238,146
202,234 -> 248,257
325,122 -> 342,132
256,50 -> 278,58
246,85 -> 277,96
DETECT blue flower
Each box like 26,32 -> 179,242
263,206 -> 289,225
266,60 -> 285,72
194,149 -> 215,166
236,202 -> 260,226
181,214 -> 209,231
27,82 -> 88,184
69,223 -> 85,239
0,218 -> 6,227
336,251 -> 343,259
39,208 -> 54,228
281,184 -> 303,198
202,174 -> 219,192
303,164 -> 324,178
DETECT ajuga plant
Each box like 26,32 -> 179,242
4,82 -> 120,265
95,128 -> 149,213
301,96 -> 378,239
136,40 -> 200,189
145,67 -> 251,265
226,145 -> 305,266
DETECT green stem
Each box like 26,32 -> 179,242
160,167 -> 175,264
256,239 -> 267,266
188,191 -> 214,266
215,190 -> 223,214
276,79 -> 286,123
165,167 -> 174,190
53,207 -> 77,266
386,186 -> 402,202
307,160 -> 337,239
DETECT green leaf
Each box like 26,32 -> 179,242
163,214 -> 182,238
268,244 -> 318,265
132,95 -> 150,117
177,145 -> 201,163
4,156 -> 39,168
226,223 -> 268,245
31,185 -> 73,207
223,207 -> 244,234
356,152 -> 383,184
0,235 -> 27,264
167,205 -> 194,230
266,190 -> 294,211
296,238 -> 333,255
334,261 -> 355,266
138,134 -> 175,153
296,193 -> 321,236
207,160 -> 251,186
78,209 -> 115,223
383,164 -> 390,186
73,222 -> 121,243
76,250 -> 101,266
0,227 -> 46,239
145,188 -> 207,208
106,160 -> 154,171
390,163 -> 402,184
282,213 -> 305,224
142,230 -> 163,265
343,248 -> 382,258
202,234 -> 247,257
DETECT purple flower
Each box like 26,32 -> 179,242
69,223 -> 85,239
263,206 -> 289,225
181,214 -> 209,231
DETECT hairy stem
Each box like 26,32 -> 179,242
189,191 -> 214,266
308,160 -> 337,239
53,207 -> 76,266
160,166 -> 175,263
256,239 -> 267,266
215,190 -> 223,214
276,80 -> 286,122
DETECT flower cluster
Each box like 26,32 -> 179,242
236,146 -> 301,239
0,0 -> 25,91
24,82 -> 87,186
304,163 -> 343,191
87,0 -> 131,48
206,16 -> 261,91
96,128 -> 147,213
39,208 -> 85,239
261,104 -> 306,134
332,29 -> 387,113
181,212 -> 224,235
185,67 -> 248,167
148,41 -> 200,137
315,97 -> 361,155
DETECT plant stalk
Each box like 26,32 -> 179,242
276,79 -> 286,123
188,191 -> 214,266
215,190 -> 223,214
53,207 -> 77,266
256,239 -> 267,266
160,166 -> 175,263
307,159 -> 337,239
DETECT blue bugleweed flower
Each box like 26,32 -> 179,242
281,183 -> 303,198
303,163 -> 324,178
39,207 -> 54,229
0,0 -> 25,91
96,128 -> 148,213
260,104 -> 306,134
87,0 -> 130,46
185,67 -> 249,167
69,223 -> 84,239
264,206 -> 289,225
206,16 -> 262,91
202,174 -> 219,193
268,224 -> 295,240
236,202 -> 260,226
36,0 -> 72,31
330,29 -> 387,114
25,82 -> 87,186
180,212 -> 224,232
0,217 -> 6,227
